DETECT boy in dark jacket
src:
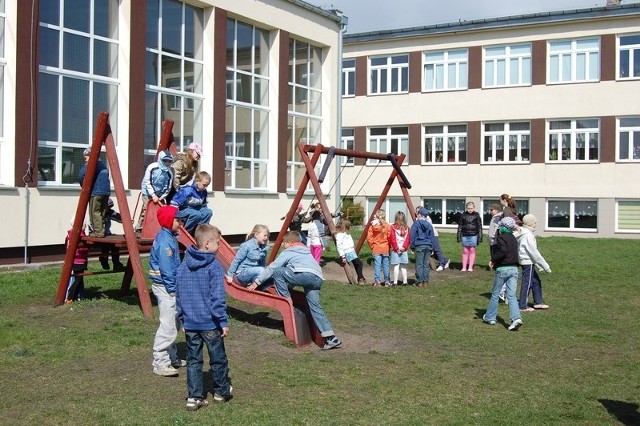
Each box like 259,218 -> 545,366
176,224 -> 232,410
170,171 -> 213,235
483,217 -> 522,331
410,208 -> 435,287
78,147 -> 111,237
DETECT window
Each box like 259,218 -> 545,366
616,200 -> 640,232
368,127 -> 408,165
548,119 -> 599,162
287,39 -> 322,191
618,117 -> 640,161
482,199 -> 529,225
619,34 -> 640,79
342,59 -> 355,97
225,19 -> 270,190
423,49 -> 468,91
38,0 -> 119,185
548,38 -> 599,83
423,198 -> 466,226
483,122 -> 530,163
340,128 -> 354,166
370,55 -> 408,94
423,124 -> 467,164
145,0 -> 204,167
484,44 -> 531,87
547,200 -> 597,231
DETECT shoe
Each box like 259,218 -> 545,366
112,261 -> 126,272
358,278 -> 366,286
384,281 -> 391,287
461,268 -> 467,272
520,307 -> 535,312
499,291 -> 506,303
402,282 -> 408,286
213,393 -> 233,403
88,232 -> 104,238
436,265 -> 444,272
508,318 -> 523,331
99,256 -> 110,270
372,282 -> 382,287
186,398 -> 209,411
171,359 -> 187,368
468,268 -> 474,272
482,315 -> 496,325
444,259 -> 450,269
153,366 -> 179,377
533,304 -> 550,310
64,299 -> 73,305
322,336 -> 342,350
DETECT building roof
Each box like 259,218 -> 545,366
286,0 -> 346,25
344,3 -> 640,43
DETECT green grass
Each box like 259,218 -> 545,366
1,234 -> 639,425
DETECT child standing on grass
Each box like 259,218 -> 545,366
170,171 -> 213,235
415,206 -> 450,272
457,201 -> 483,272
515,214 -> 552,312
149,205 -> 189,377
225,224 -> 270,289
253,231 -> 342,350
409,208 -> 435,287
389,211 -> 410,286
483,217 -> 523,331
306,210 -> 325,263
335,219 -> 366,284
176,224 -> 233,411
367,209 -> 390,287
65,217 -> 89,303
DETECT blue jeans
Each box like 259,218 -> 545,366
372,254 -> 390,283
414,245 -> 431,283
271,267 -> 335,337
485,267 -> 521,322
236,266 -> 265,286
181,206 -> 213,235
185,329 -> 231,399
519,264 -> 544,309
431,236 -> 449,267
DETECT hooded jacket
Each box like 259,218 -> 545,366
148,207 -> 181,292
78,159 -> 110,196
255,243 -> 323,285
491,230 -> 519,269
514,226 -> 551,272
170,181 -> 208,209
389,224 -> 410,252
141,150 -> 175,200
176,245 -> 228,331
366,221 -> 390,255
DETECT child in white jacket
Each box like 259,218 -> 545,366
515,214 -> 552,312
335,219 -> 366,284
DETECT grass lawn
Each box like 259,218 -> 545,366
1,234 -> 639,425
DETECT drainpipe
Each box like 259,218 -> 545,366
334,12 -> 348,214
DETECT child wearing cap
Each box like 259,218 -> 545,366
172,142 -> 202,190
149,205 -> 189,377
136,150 -> 175,232
78,147 -> 111,237
410,208 -> 435,287
170,171 -> 213,235
514,214 -> 552,312
483,216 -> 523,331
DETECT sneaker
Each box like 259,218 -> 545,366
436,265 -> 444,272
384,281 -> 391,287
358,278 -> 366,285
468,268 -> 474,272
402,282 -> 408,286
533,304 -> 550,310
213,392 -> 233,403
482,315 -> 496,325
112,261 -> 126,272
444,259 -> 450,269
520,307 -> 535,313
461,268 -> 467,272
498,291 -> 506,303
322,336 -> 342,350
508,318 -> 523,331
171,359 -> 187,368
186,398 -> 209,411
99,256 -> 110,270
153,366 -> 179,377
372,282 -> 382,287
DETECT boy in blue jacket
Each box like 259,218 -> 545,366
254,231 -> 342,350
410,208 -> 435,287
176,224 -> 232,410
149,205 -> 189,377
170,171 -> 213,235
78,147 -> 111,237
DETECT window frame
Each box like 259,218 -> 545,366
367,126 -> 409,166
369,54 -> 409,95
422,198 -> 467,227
617,116 -> 640,162
482,121 -> 531,164
423,48 -> 468,92
483,43 -> 532,88
422,124 -> 467,165
546,199 -> 598,232
342,58 -> 355,97
340,128 -> 354,166
618,33 -> 640,80
615,199 -> 640,233
548,37 -> 600,84
547,118 -> 600,163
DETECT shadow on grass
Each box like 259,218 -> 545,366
598,399 -> 640,425
227,306 -> 283,332
84,286 -> 157,308
474,307 -> 511,329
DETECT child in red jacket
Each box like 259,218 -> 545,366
389,211 -> 410,286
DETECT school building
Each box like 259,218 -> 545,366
339,2 -> 640,238
0,0 -> 345,264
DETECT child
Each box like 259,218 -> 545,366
149,205 -> 189,377
65,217 -> 89,303
176,224 -> 233,410
78,147 -> 111,237
253,231 -> 342,350
389,211 -> 410,286
225,224 -> 270,289
515,214 -> 552,312
306,210 -> 325,263
282,203 -> 307,245
170,171 -> 213,235
99,198 -> 125,271
457,201 -> 483,271
366,209 -> 390,286
500,193 -> 519,221
335,219 -> 366,284
483,217 -> 523,331
172,142 -> 202,190
409,208 -> 435,287
136,150 -> 175,231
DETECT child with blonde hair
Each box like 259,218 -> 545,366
367,209 -> 390,286
457,201 -> 483,271
225,224 -> 270,290
335,219 -> 366,284
389,211 -> 410,286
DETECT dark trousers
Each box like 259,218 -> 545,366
185,329 -> 231,399
519,264 -> 544,309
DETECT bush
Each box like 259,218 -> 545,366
341,198 -> 365,225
